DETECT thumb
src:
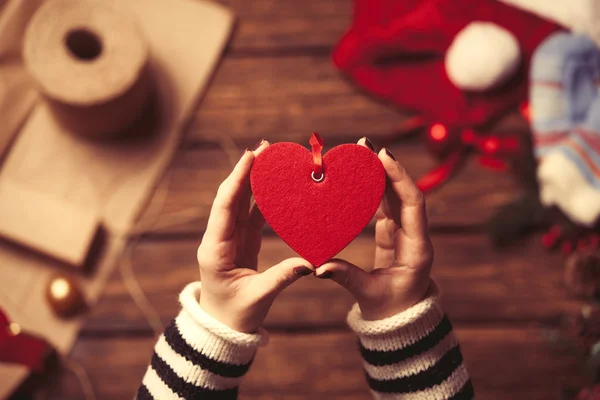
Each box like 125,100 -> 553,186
256,257 -> 314,297
316,259 -> 372,299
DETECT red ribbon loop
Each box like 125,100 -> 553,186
309,132 -> 325,180
417,122 -> 521,193
0,308 -> 51,371
416,150 -> 465,193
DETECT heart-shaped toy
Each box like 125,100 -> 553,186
251,135 -> 385,266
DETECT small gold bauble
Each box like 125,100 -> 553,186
46,274 -> 87,318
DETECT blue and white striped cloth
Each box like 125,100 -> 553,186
530,31 -> 600,226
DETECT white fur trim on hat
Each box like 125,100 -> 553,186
445,22 -> 521,92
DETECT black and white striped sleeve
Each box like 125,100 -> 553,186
347,281 -> 474,400
137,282 -> 268,400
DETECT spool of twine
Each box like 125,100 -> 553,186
23,0 -> 151,139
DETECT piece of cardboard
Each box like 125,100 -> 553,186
0,0 -> 234,397
0,179 -> 100,267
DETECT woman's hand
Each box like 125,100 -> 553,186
197,140 -> 314,333
316,138 -> 434,320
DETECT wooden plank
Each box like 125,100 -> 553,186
185,55 -> 529,145
51,328 -> 586,399
83,233 -> 581,333
135,139 -> 520,234
186,55 -> 409,144
216,0 -> 353,52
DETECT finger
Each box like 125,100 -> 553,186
235,138 -> 269,227
374,217 -> 397,269
316,259 -> 373,300
236,183 -> 251,226
358,138 -> 394,269
255,258 -> 315,297
240,139 -> 269,233
378,148 -> 429,241
380,178 -> 402,225
234,201 -> 265,270
205,150 -> 255,243
357,136 -> 376,152
252,139 -> 270,157
234,140 -> 270,269
243,139 -> 269,233
248,201 -> 266,231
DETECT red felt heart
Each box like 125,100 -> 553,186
251,142 -> 385,266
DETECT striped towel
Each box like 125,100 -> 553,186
530,31 -> 600,227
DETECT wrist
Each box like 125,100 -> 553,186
348,281 -> 442,335
181,282 -> 268,346
359,279 -> 431,321
199,293 -> 262,334
199,297 -> 243,333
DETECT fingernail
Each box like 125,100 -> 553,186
294,266 -> 313,276
252,138 -> 265,151
384,148 -> 396,161
363,137 -> 374,151
315,270 -> 332,279
243,148 -> 251,155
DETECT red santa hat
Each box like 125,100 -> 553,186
332,0 -> 562,129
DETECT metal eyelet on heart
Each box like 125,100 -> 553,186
311,171 -> 324,182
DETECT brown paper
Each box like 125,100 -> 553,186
0,0 -> 44,160
0,0 -> 233,396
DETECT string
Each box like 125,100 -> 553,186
45,134 -> 240,399
118,133 -> 241,338
0,134 -> 240,400
61,357 -> 98,400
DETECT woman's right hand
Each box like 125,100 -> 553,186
197,140 -> 315,334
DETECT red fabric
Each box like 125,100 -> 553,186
576,385 -> 600,400
251,142 -> 385,266
0,308 -> 51,372
332,0 -> 562,129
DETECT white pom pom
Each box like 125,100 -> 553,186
445,22 -> 521,92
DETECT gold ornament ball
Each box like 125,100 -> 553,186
46,275 -> 87,318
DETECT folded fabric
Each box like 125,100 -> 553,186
332,0 -> 561,129
531,31 -> 600,227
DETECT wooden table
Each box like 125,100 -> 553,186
37,0 -> 590,398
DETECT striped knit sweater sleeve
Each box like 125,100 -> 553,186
347,281 -> 474,399
137,280 -> 472,400
136,282 -> 268,400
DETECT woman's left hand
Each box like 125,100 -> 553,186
315,138 -> 434,320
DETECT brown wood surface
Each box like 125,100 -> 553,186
215,0 -> 352,52
84,233 -> 580,333
185,55 -> 529,145
31,0 -> 590,399
137,140 -> 520,233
